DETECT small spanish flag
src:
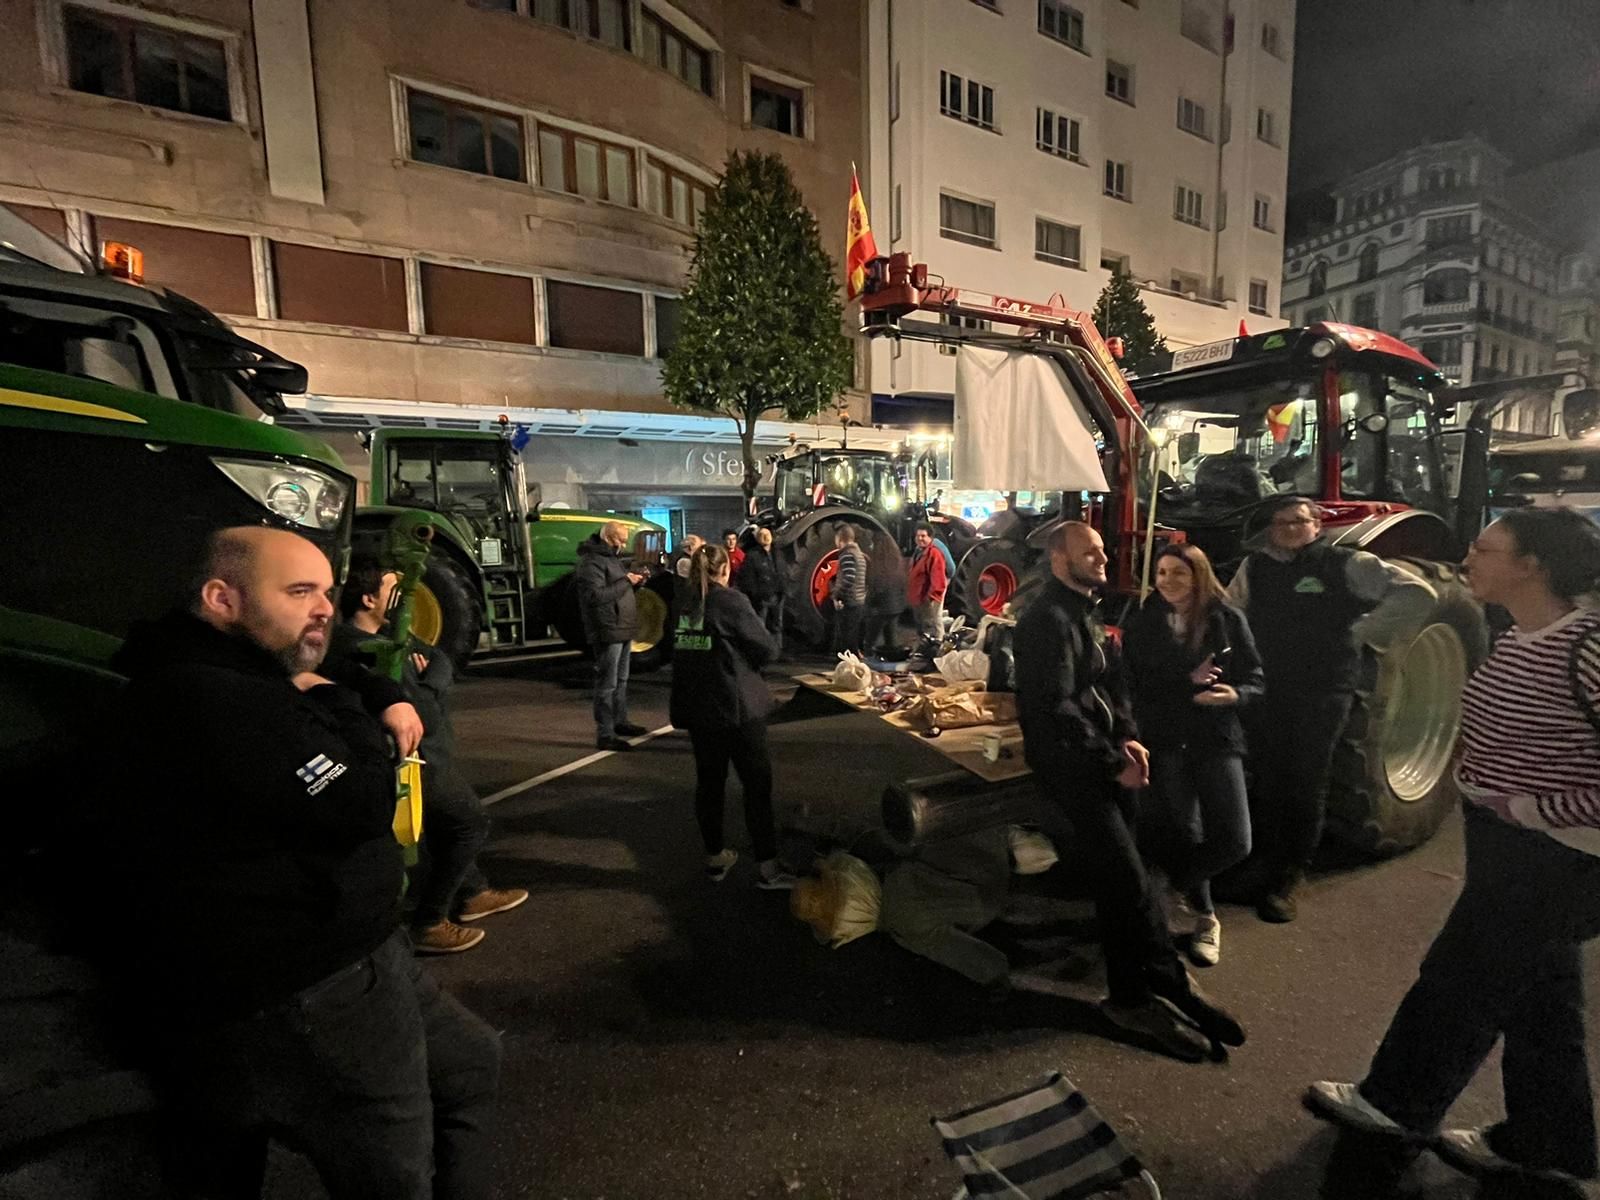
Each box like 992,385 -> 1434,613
845,164 -> 879,301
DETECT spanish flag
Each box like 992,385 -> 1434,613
845,165 -> 879,301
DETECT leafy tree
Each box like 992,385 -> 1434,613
1092,266 -> 1169,373
662,151 -> 853,510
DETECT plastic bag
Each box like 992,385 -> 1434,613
1007,826 -> 1058,875
933,647 -> 991,684
830,651 -> 874,694
790,851 -> 882,948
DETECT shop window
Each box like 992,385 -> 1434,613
421,264 -> 536,344
407,90 -> 526,182
64,4 -> 231,120
546,281 -> 645,355
94,217 -> 255,316
272,243 -> 409,331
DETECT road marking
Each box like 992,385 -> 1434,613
481,724 -> 676,806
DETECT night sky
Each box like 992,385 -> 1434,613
1288,0 -> 1600,227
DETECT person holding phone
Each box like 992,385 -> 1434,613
1125,544 -> 1265,966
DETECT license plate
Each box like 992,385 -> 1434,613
1172,339 -> 1237,371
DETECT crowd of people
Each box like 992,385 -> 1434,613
79,497 -> 1600,1197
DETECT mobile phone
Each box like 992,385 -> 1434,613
1213,646 -> 1233,664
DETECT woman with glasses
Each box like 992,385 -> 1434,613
1307,507 -> 1600,1188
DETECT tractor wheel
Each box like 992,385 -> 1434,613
629,571 -> 677,673
410,555 -> 481,671
1323,561 -> 1490,857
948,538 -> 1030,621
781,519 -> 907,650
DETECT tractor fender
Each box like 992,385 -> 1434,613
770,506 -> 895,552
1324,508 -> 1460,562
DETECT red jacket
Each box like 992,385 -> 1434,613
728,547 -> 746,576
907,544 -> 948,605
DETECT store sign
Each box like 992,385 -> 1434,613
522,435 -> 779,491
685,448 -> 750,478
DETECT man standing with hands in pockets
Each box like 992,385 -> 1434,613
1015,522 -> 1247,1062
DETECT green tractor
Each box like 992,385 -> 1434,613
354,427 -> 675,670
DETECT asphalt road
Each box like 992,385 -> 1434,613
271,649 -> 1599,1200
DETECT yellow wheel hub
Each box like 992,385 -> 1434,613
410,582 -> 444,646
633,587 -> 667,653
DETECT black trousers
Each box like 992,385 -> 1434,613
689,720 -> 779,862
1362,805 -> 1600,1177
412,762 -> 490,928
831,603 -> 866,656
1032,775 -> 1189,1007
1244,689 -> 1354,878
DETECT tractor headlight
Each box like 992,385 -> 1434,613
213,459 -> 350,531
1309,337 -> 1336,359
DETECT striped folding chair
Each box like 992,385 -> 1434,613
933,1072 -> 1161,1200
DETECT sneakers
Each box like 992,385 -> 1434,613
1157,972 -> 1246,1047
1303,1081 -> 1411,1138
413,919 -> 486,955
1258,872 -> 1302,923
1435,1126 -> 1594,1187
756,859 -> 797,890
705,848 -> 738,882
614,722 -> 650,737
1099,997 -> 1211,1063
457,887 -> 529,923
1189,914 -> 1221,967
596,736 -> 633,752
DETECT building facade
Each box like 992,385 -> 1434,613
862,0 -> 1294,406
1280,137 -> 1564,435
0,0 -> 871,527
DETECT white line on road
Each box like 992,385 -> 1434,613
481,724 -> 676,806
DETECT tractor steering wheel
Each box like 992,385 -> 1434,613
1216,496 -> 1296,545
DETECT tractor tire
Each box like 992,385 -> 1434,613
410,555 -> 481,671
948,538 -> 1031,621
781,518 -> 907,650
543,570 -> 676,672
1323,561 -> 1490,857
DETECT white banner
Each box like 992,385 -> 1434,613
953,345 -> 1110,492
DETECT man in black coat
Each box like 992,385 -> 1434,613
736,526 -> 785,657
1015,521 -> 1246,1063
97,526 -> 500,1199
575,520 -> 648,750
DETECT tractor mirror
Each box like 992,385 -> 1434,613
1563,388 -> 1599,438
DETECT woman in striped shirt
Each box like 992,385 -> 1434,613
1305,506 -> 1600,1187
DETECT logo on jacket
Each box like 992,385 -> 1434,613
1294,576 -> 1327,594
296,753 -> 348,795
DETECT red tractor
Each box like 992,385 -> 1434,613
860,252 -> 1491,856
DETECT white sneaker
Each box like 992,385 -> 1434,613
1436,1127 -> 1591,1186
704,849 -> 738,882
1190,914 -> 1221,967
756,859 -> 797,890
1303,1081 -> 1410,1138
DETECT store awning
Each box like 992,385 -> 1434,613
952,346 -> 1108,492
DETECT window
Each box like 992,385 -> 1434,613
1488,341 -> 1500,370
1174,184 -> 1205,228
1035,108 -> 1081,161
1423,267 -> 1471,304
1261,22 -> 1283,56
641,10 -> 715,96
538,124 -> 634,205
1358,242 -> 1380,281
939,71 -> 995,130
421,264 -> 536,344
1038,0 -> 1085,49
529,0 -> 580,33
1104,159 -> 1130,201
1308,261 -> 1327,296
64,5 -> 231,121
1255,108 -> 1277,145
1352,292 -> 1378,327
1180,0 -> 1217,50
654,296 -> 683,358
525,0 -> 630,46
1170,271 -> 1203,295
749,73 -> 805,136
92,218 -> 254,316
642,156 -> 709,227
1252,194 -> 1272,231
408,91 -> 527,182
1105,60 -> 1133,103
1177,96 -> 1209,139
1426,214 -> 1472,247
271,243 -> 409,331
939,193 -> 996,248
1102,251 -> 1129,273
1248,279 -> 1269,315
1419,336 -> 1463,366
546,281 -> 645,355
1035,218 -> 1081,267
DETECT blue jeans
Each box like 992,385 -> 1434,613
1144,750 -> 1252,915
156,930 -> 501,1199
592,640 -> 632,739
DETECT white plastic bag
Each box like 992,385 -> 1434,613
831,651 -> 873,694
1008,826 -> 1059,875
933,647 -> 991,683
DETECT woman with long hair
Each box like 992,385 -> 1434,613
1123,542 -> 1264,965
1308,508 -> 1600,1188
670,544 -> 795,889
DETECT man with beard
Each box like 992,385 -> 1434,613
1015,521 -> 1246,1062
95,527 -> 501,1199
